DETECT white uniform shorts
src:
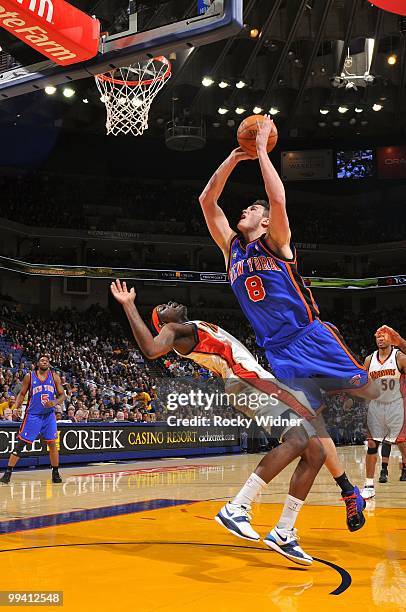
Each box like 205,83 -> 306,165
367,398 -> 406,444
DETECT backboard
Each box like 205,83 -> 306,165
0,0 -> 242,99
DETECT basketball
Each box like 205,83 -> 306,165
237,115 -> 278,157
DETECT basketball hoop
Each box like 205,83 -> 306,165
95,56 -> 171,136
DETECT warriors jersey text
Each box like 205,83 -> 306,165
175,320 -> 268,380
368,348 -> 405,403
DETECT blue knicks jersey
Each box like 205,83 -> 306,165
228,234 -> 320,348
27,370 -> 57,415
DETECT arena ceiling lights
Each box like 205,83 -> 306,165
202,76 -> 247,89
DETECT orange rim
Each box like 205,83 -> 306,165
96,56 -> 171,87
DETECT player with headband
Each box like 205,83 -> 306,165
112,279 -> 329,566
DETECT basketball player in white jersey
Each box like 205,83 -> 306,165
377,325 -> 406,482
361,330 -> 406,498
111,279 -> 327,566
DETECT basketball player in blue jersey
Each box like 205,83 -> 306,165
199,114 -> 381,534
0,355 -> 65,484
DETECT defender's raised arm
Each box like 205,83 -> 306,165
110,280 -> 195,360
110,280 -> 177,359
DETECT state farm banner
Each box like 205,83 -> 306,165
0,0 -> 100,65
281,150 -> 333,181
368,1 -> 406,16
377,146 -> 406,179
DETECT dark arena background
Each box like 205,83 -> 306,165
0,1 -> 405,610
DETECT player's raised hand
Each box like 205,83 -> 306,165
231,147 -> 257,163
256,114 -> 273,153
375,325 -> 401,346
110,279 -> 136,305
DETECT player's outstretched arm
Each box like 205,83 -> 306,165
110,280 -> 177,360
199,148 -> 252,258
376,325 -> 406,354
256,115 -> 292,259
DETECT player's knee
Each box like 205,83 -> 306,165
284,426 -> 309,454
381,441 -> 391,458
318,440 -> 327,465
11,440 -> 30,457
367,442 -> 379,455
307,437 -> 326,467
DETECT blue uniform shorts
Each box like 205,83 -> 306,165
18,411 -> 58,444
265,319 -> 369,411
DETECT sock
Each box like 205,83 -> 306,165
381,464 -> 388,472
232,473 -> 266,507
403,464 -> 406,470
334,472 -> 354,494
4,466 -> 13,473
365,478 -> 374,487
51,466 -> 59,471
277,495 -> 304,531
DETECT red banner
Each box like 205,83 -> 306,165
377,146 -> 406,179
369,1 -> 406,16
0,0 -> 100,66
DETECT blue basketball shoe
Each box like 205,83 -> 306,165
342,485 -> 366,532
215,502 -> 260,541
263,527 -> 313,566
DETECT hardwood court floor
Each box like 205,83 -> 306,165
0,446 -> 405,611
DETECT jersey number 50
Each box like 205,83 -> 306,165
245,276 -> 266,302
381,379 -> 396,391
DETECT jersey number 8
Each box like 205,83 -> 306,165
245,276 -> 266,302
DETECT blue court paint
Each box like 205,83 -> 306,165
0,499 -> 195,535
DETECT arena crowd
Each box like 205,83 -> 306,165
1,171 -> 405,245
1,299 -> 404,445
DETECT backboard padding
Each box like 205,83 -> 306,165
0,0 -> 242,99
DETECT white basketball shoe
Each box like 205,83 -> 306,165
263,527 -> 313,566
361,483 -> 376,499
215,502 -> 260,541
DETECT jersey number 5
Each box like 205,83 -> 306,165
245,276 -> 266,302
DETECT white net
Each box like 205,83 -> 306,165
95,56 -> 171,137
